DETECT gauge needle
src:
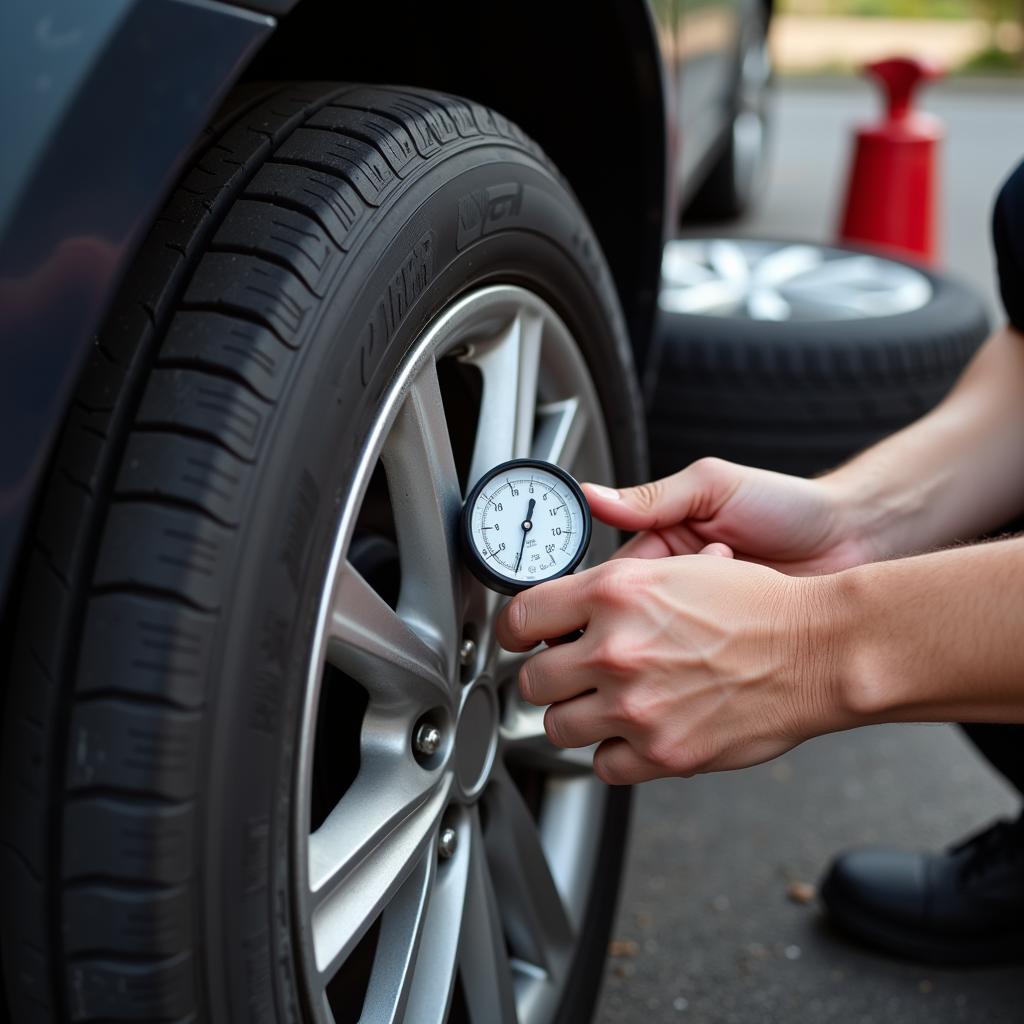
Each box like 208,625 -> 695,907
515,497 -> 536,573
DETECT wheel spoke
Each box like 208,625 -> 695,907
707,239 -> 750,284
751,244 -> 822,288
791,287 -> 877,318
459,808 -> 520,1024
387,806 -> 525,1024
531,396 -> 586,471
662,244 -> 717,286
382,357 -> 462,676
328,560 -> 448,710
307,760 -> 449,980
501,695 -> 595,776
659,278 -> 745,315
465,308 -> 543,488
785,254 -> 876,291
353,846 -> 435,1024
747,288 -> 791,322
482,766 -> 575,977
400,815 -> 473,1024
790,279 -> 930,318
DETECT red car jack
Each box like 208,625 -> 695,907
839,56 -> 944,265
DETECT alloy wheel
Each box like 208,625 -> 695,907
661,238 -> 934,321
294,286 -> 618,1024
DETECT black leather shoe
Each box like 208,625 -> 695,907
820,814 -> 1024,964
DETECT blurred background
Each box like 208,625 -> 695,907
776,0 -> 1022,75
595,5 -> 1024,1022
712,0 -> 1024,316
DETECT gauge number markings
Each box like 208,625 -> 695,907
473,475 -> 579,579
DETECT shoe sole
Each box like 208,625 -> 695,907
820,874 -> 1024,966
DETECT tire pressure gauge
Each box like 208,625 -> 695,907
461,458 -> 592,597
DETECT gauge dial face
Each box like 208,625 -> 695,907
462,460 -> 592,594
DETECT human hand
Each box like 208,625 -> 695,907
497,555 -> 850,783
584,458 -> 876,575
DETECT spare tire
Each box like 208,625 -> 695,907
647,238 -> 990,478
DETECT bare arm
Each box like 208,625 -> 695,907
583,326 -> 1024,577
833,535 -> 1024,725
825,325 -> 1024,558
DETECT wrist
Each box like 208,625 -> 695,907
820,437 -> 965,562
819,463 -> 923,563
818,561 -> 897,722
812,472 -> 878,564
791,567 -> 881,735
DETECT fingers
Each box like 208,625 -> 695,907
612,523 -> 731,560
582,458 -> 734,533
592,737 -> 663,786
496,573 -> 590,652
611,530 -> 675,560
516,641 -> 594,706
543,692 -> 612,749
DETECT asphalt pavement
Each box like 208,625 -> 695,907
593,78 -> 1024,1024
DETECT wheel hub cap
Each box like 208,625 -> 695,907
454,683 -> 498,796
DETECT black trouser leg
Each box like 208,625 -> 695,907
960,723 -> 1024,797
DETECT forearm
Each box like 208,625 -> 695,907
823,326 -> 1024,559
821,537 -> 1024,726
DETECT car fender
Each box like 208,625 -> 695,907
0,0 -> 271,611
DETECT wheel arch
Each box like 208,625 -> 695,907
242,0 -> 668,372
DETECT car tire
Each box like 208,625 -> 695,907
0,82 -> 646,1024
647,238 -> 989,478
683,5 -> 772,223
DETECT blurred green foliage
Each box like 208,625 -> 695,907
780,0 -> 1018,19
963,42 -> 1024,66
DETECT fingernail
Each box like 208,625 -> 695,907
585,483 -> 620,501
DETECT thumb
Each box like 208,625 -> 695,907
582,460 -> 729,532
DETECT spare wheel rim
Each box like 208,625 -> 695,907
660,238 -> 934,322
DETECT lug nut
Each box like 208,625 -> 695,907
459,638 -> 477,666
414,723 -> 442,757
438,826 -> 458,860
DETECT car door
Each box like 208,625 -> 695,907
673,0 -> 741,198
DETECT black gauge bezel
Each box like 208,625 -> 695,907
460,458 -> 593,596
